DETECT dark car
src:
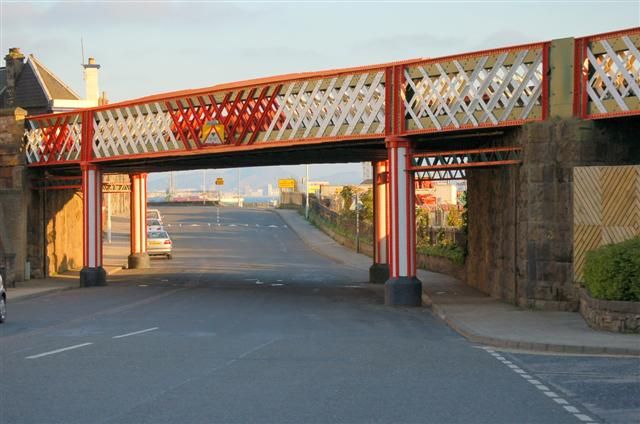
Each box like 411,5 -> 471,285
0,274 -> 6,323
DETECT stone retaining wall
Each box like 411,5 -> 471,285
416,254 -> 466,282
579,289 -> 640,333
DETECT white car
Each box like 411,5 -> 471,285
147,230 -> 173,259
146,209 -> 162,224
0,274 -> 6,323
147,219 -> 163,232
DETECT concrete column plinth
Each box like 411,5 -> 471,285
80,266 -> 107,287
127,253 -> 150,269
369,263 -> 389,285
384,276 -> 422,306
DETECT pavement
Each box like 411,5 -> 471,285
274,209 -> 640,356
6,216 -> 129,302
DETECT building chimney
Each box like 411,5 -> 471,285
4,48 -> 25,107
82,57 -> 101,102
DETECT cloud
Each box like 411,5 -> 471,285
2,1 -> 266,31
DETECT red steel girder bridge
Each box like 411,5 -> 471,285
22,28 -> 640,304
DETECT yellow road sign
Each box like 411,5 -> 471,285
201,120 -> 225,144
215,178 -> 224,185
278,178 -> 296,189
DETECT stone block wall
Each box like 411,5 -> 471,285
466,165 -> 518,302
44,189 -> 83,275
0,108 -> 28,284
465,117 -> 640,309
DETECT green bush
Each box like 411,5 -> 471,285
417,244 -> 466,265
583,237 -> 640,301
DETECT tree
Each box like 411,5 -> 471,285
446,206 -> 463,228
415,206 -> 430,246
340,186 -> 354,213
360,188 -> 374,222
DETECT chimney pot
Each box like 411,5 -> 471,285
4,48 -> 26,107
83,56 -> 100,103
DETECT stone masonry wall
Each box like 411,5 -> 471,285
466,117 -> 639,310
44,189 -> 83,275
466,165 -> 518,302
0,108 -> 28,284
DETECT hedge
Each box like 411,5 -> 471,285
583,237 -> 640,301
417,244 -> 466,265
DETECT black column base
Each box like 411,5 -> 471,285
384,276 -> 422,306
369,263 -> 390,285
128,253 -> 151,269
80,266 -> 107,287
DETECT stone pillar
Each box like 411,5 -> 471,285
128,173 -> 150,269
80,164 -> 106,287
385,136 -> 422,306
369,160 -> 390,284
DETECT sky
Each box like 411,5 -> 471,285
1,0 -> 638,190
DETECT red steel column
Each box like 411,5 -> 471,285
385,136 -> 422,306
80,164 -> 106,287
369,160 -> 390,284
128,173 -> 150,269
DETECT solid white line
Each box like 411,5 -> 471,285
113,327 -> 159,339
26,343 -> 93,359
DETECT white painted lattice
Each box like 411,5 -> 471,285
24,115 -> 82,164
584,35 -> 640,115
404,47 -> 543,132
261,71 -> 386,142
92,103 -> 181,159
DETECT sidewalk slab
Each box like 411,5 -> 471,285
6,214 -> 130,303
275,208 -> 640,356
7,275 -> 79,302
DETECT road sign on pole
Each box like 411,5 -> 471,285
215,178 -> 224,186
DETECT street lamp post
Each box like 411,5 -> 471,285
355,190 -> 360,254
305,164 -> 310,219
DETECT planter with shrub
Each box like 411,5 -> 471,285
580,237 -> 640,333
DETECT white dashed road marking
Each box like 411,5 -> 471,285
483,348 -> 597,423
113,327 -> 159,339
26,343 -> 93,359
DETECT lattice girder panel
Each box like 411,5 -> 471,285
410,147 -> 521,171
403,44 -> 545,134
415,169 -> 466,181
93,102 -> 181,159
580,29 -> 640,118
90,69 -> 387,160
24,112 -> 83,165
260,71 -> 386,143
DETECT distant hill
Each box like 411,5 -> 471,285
147,163 -> 367,192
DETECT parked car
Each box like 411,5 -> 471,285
0,274 -> 6,323
147,209 -> 162,224
147,230 -> 172,259
147,219 -> 163,232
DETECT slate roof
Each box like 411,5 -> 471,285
0,54 -> 80,114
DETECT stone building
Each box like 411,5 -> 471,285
0,48 -> 124,284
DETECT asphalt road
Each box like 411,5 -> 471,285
1,206 -> 637,424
